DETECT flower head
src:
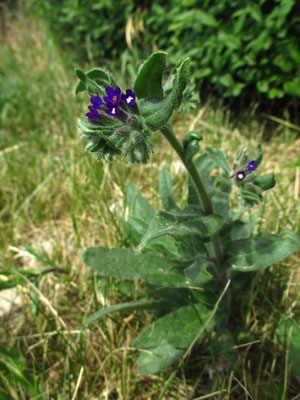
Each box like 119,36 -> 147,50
103,86 -> 122,105
86,106 -> 100,120
236,171 -> 246,181
122,89 -> 136,106
90,94 -> 104,109
246,160 -> 258,171
104,102 -> 121,117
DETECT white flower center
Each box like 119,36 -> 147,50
111,108 -> 116,114
126,96 -> 133,104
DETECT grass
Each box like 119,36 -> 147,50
0,10 -> 300,400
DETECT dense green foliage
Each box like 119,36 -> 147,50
28,0 -> 300,101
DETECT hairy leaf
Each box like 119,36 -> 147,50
139,58 -> 190,129
133,302 -> 218,374
205,147 -> 231,176
82,247 -> 196,288
126,181 -> 155,224
136,210 -> 223,254
226,229 -> 299,271
133,52 -> 167,99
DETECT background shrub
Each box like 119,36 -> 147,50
27,0 -> 300,103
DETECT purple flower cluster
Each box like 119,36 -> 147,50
236,160 -> 258,181
85,86 -> 136,120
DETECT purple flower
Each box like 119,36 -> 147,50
236,171 -> 246,181
90,94 -> 104,109
122,89 -> 136,106
103,86 -> 122,105
246,160 -> 258,171
104,102 -> 121,117
86,106 -> 100,120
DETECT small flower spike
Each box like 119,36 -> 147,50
236,171 -> 246,181
104,86 -> 122,105
90,94 -> 104,109
86,106 -> 100,120
104,102 -> 121,117
246,160 -> 258,171
122,89 -> 136,106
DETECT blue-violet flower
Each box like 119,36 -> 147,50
105,102 -> 121,117
246,160 -> 258,171
103,86 -> 122,105
86,106 -> 100,120
122,89 -> 136,106
91,94 -> 104,109
236,171 -> 246,181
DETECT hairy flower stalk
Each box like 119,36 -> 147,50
160,124 -> 223,272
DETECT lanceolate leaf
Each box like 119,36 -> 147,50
83,300 -> 169,326
133,51 -> 167,99
133,302 -> 218,374
82,247 -> 196,288
226,229 -> 299,272
136,210 -> 223,254
159,167 -> 180,213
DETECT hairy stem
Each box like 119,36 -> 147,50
160,124 -> 223,270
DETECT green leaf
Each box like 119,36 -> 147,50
82,247 -> 196,288
255,143 -> 263,166
184,258 -> 213,285
212,192 -> 232,223
137,343 -> 184,375
253,174 -> 276,191
283,78 -> 300,97
126,181 -> 155,224
229,220 -> 252,241
205,147 -> 231,176
182,130 -> 203,149
133,52 -> 167,99
159,167 -> 180,213
238,188 -> 262,206
83,300 -> 168,326
139,58 -> 190,129
86,68 -> 116,87
233,145 -> 246,168
184,140 -> 200,164
188,153 -> 217,206
213,175 -> 232,194
75,68 -> 116,96
136,210 -> 223,254
226,229 -> 299,272
75,80 -> 85,95
74,68 -> 86,82
278,318 -> 300,381
133,302 -> 218,374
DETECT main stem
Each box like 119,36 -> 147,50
160,124 -> 223,269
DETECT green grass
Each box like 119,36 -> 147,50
0,12 -> 300,400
